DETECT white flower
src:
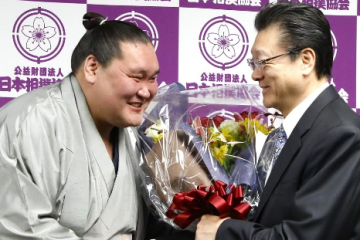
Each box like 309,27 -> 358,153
218,119 -> 240,132
21,17 -> 56,52
207,24 -> 240,59
145,120 -> 164,142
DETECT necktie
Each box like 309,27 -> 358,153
250,125 -> 287,218
273,124 -> 287,164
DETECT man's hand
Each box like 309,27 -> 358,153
195,214 -> 229,240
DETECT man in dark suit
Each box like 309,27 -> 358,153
195,2 -> 360,240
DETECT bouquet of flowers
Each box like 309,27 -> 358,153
191,111 -> 271,176
138,83 -> 280,230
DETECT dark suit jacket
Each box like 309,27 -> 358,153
215,85 -> 360,240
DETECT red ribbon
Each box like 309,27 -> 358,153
165,180 -> 252,229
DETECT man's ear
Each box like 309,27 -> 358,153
300,48 -> 316,76
83,55 -> 99,84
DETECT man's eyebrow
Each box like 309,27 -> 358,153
251,49 -> 267,57
134,69 -> 160,76
140,69 -> 160,75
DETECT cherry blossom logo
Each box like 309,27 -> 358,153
21,17 -> 56,52
129,20 -> 151,38
199,15 -> 249,70
208,25 -> 240,59
331,30 -> 337,61
116,11 -> 159,51
12,7 -> 66,64
338,88 -> 349,103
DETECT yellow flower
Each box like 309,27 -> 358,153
218,120 -> 241,142
222,128 -> 237,142
210,144 -> 229,166
240,118 -> 269,140
255,120 -> 270,135
153,133 -> 163,143
193,113 -> 273,172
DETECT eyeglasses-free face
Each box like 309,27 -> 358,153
247,52 -> 291,71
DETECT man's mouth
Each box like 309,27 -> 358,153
129,103 -> 142,107
260,86 -> 270,94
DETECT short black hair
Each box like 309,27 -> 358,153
71,12 -> 152,74
255,1 -> 333,79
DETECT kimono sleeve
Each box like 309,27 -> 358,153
0,104 -> 82,239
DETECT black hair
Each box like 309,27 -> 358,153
71,12 -> 152,74
255,1 -> 333,79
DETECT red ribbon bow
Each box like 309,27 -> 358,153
165,180 -> 252,229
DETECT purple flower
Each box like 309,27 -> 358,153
207,24 -> 240,59
21,17 -> 56,52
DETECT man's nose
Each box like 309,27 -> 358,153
251,68 -> 264,82
137,83 -> 151,98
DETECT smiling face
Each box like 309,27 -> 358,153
86,41 -> 159,129
251,24 -> 308,117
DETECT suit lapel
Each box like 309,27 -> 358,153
254,85 -> 340,221
254,129 -> 301,220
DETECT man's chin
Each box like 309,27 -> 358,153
263,101 -> 272,109
262,97 -> 276,109
126,119 -> 143,127
115,118 -> 142,128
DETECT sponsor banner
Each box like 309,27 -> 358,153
0,0 -> 85,98
87,4 -> 179,85
357,16 -> 360,108
270,0 -> 357,16
0,0 -> 358,111
178,7 -> 258,90
23,0 -> 86,3
327,15 -> 357,108
87,0 -> 179,8
180,0 -> 269,11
